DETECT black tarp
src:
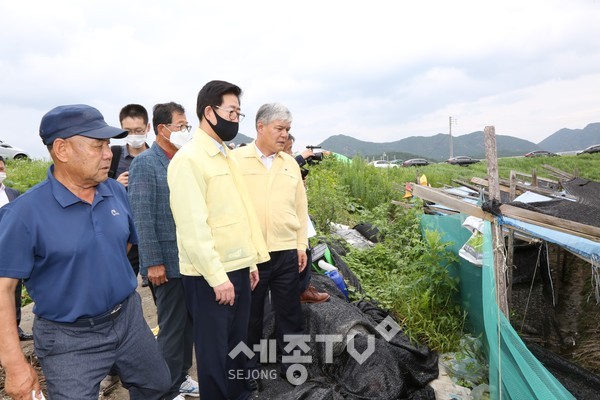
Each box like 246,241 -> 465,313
253,249 -> 439,400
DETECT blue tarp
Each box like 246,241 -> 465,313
501,216 -> 600,263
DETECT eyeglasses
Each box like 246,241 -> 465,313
213,105 -> 245,122
164,124 -> 192,132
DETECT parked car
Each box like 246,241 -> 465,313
576,144 -> 600,155
446,156 -> 480,166
0,140 -> 30,160
368,160 -> 397,168
402,158 -> 430,167
524,150 -> 558,157
389,159 -> 404,166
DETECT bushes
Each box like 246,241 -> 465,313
304,157 -> 467,352
342,203 -> 465,353
305,157 -> 356,233
4,159 -> 50,192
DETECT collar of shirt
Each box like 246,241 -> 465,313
210,137 -> 227,157
157,142 -> 174,160
122,144 -> 134,159
253,143 -> 275,170
47,164 -> 113,208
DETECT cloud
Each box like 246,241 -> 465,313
1,0 -> 600,159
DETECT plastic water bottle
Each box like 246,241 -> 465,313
324,270 -> 349,300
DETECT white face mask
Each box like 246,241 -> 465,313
0,172 -> 6,184
126,134 -> 147,149
169,130 -> 193,149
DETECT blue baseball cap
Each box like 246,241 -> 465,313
39,104 -> 127,145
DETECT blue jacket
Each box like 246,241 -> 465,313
128,143 -> 180,278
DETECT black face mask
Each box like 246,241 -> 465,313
207,110 -> 239,142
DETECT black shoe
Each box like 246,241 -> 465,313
18,327 -> 33,341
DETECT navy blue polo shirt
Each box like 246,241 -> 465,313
0,166 -> 138,323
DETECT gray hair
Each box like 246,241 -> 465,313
255,103 -> 292,128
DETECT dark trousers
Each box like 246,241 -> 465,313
248,250 -> 304,372
34,292 -> 171,400
182,269 -> 251,400
155,278 -> 194,399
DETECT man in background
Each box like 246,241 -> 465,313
0,155 -> 34,342
284,134 -> 330,304
110,104 -> 151,278
128,102 -> 198,400
110,104 -> 151,188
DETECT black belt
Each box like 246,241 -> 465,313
59,302 -> 123,328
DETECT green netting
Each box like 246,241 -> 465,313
421,213 -> 576,400
481,221 -> 575,400
420,213 -> 484,336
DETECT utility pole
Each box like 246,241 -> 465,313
449,116 -> 457,158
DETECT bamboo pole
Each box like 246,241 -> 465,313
484,126 -> 510,317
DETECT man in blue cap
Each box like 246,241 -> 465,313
0,104 -> 171,400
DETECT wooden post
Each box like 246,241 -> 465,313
484,126 -> 510,317
509,170 -> 517,201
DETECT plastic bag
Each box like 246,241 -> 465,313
459,216 -> 484,266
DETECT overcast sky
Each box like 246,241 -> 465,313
2,0 -> 600,160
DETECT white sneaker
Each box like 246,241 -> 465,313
179,374 -> 200,397
172,395 -> 186,400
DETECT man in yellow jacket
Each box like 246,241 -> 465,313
168,80 -> 269,400
231,103 -> 309,386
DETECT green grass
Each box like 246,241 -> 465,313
342,203 -> 466,353
306,155 -> 586,229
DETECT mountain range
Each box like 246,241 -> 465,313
232,122 -> 600,162
318,122 -> 600,161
